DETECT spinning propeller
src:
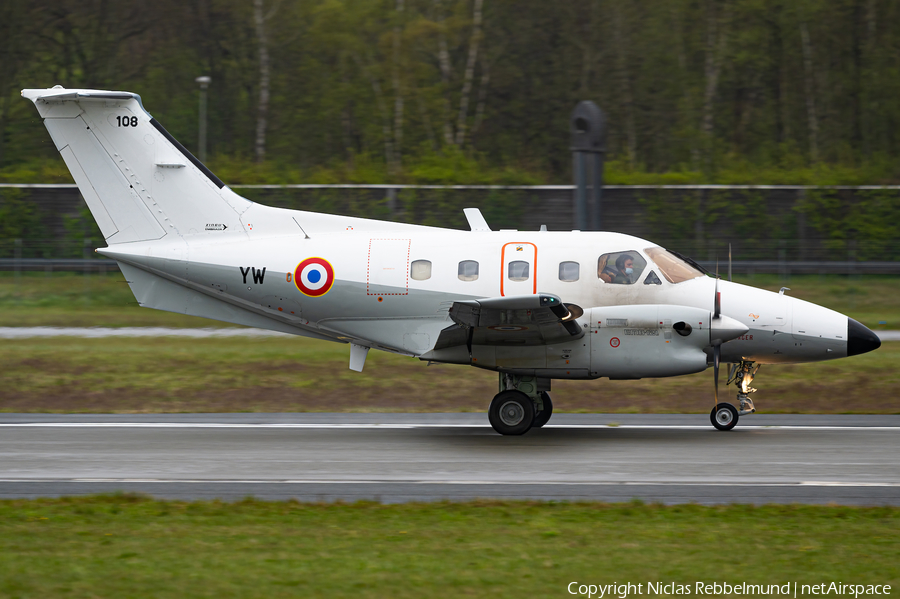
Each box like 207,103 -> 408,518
713,261 -> 721,404
711,244 -> 740,405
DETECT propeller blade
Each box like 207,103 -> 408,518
714,343 -> 721,404
728,243 -> 733,283
714,256 -> 721,319
714,277 -> 721,319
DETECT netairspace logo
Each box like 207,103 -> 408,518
567,582 -> 892,599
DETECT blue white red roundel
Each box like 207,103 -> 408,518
294,257 -> 334,297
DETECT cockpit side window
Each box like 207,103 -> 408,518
597,251 -> 646,285
644,271 -> 662,285
643,247 -> 705,284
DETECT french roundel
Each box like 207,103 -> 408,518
294,257 -> 335,297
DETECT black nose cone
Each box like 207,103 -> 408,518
847,318 -> 882,356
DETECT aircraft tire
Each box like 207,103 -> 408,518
489,390 -> 535,436
710,402 -> 739,431
532,392 -> 554,428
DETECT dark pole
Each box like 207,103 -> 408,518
591,152 -> 604,231
570,101 -> 606,231
574,152 -> 588,230
195,76 -> 211,162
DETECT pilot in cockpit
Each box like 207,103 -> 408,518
600,254 -> 635,284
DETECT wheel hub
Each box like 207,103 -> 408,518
716,408 -> 734,426
499,401 -> 525,426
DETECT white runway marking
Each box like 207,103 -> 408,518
0,422 -> 898,431
1,478 -> 898,487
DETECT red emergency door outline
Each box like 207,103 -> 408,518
500,242 -> 537,296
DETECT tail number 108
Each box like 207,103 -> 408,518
116,116 -> 138,127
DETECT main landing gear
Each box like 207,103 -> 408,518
488,374 -> 553,435
710,360 -> 761,431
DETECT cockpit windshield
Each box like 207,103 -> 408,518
644,247 -> 706,284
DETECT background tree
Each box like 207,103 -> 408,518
1,0 -> 898,183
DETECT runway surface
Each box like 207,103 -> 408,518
2,413 -> 899,505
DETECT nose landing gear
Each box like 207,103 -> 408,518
710,361 -> 761,431
730,361 -> 760,416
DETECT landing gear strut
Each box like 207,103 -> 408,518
532,392 -> 553,428
729,361 -> 760,416
710,361 -> 760,431
488,374 -> 552,435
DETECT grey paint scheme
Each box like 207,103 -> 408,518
104,233 -> 851,378
113,255 -> 339,342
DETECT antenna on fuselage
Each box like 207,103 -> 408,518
292,217 -> 310,239
463,208 -> 491,232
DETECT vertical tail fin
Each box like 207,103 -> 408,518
22,87 -> 252,245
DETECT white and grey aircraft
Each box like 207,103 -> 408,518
22,86 -> 882,434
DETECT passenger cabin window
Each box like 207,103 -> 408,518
597,251 -> 647,285
559,261 -> 580,282
458,260 -> 479,281
643,247 -> 705,284
508,260 -> 530,282
410,260 -> 432,281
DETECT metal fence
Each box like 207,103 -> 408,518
2,183 -> 900,271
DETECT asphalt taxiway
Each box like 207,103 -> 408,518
1,413 -> 898,505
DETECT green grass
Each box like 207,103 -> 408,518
0,272 -> 898,329
0,272 -> 238,327
0,272 -> 895,415
0,336 -> 894,414
734,273 -> 900,330
0,496 -> 897,598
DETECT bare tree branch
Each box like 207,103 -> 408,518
454,0 -> 484,147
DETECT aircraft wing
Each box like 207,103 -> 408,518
439,293 -> 585,348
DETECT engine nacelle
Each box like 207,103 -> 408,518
588,304 -> 711,379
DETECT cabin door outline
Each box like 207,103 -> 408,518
500,242 -> 537,296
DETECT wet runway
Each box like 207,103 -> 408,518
2,413 -> 898,505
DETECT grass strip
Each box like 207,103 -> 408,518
0,337 -> 895,414
0,495 -> 897,598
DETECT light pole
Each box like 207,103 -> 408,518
195,76 -> 211,162
570,101 -> 606,231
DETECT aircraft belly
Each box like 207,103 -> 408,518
721,328 -> 847,364
116,262 -> 334,340
317,317 -> 449,356
466,341 -> 592,378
